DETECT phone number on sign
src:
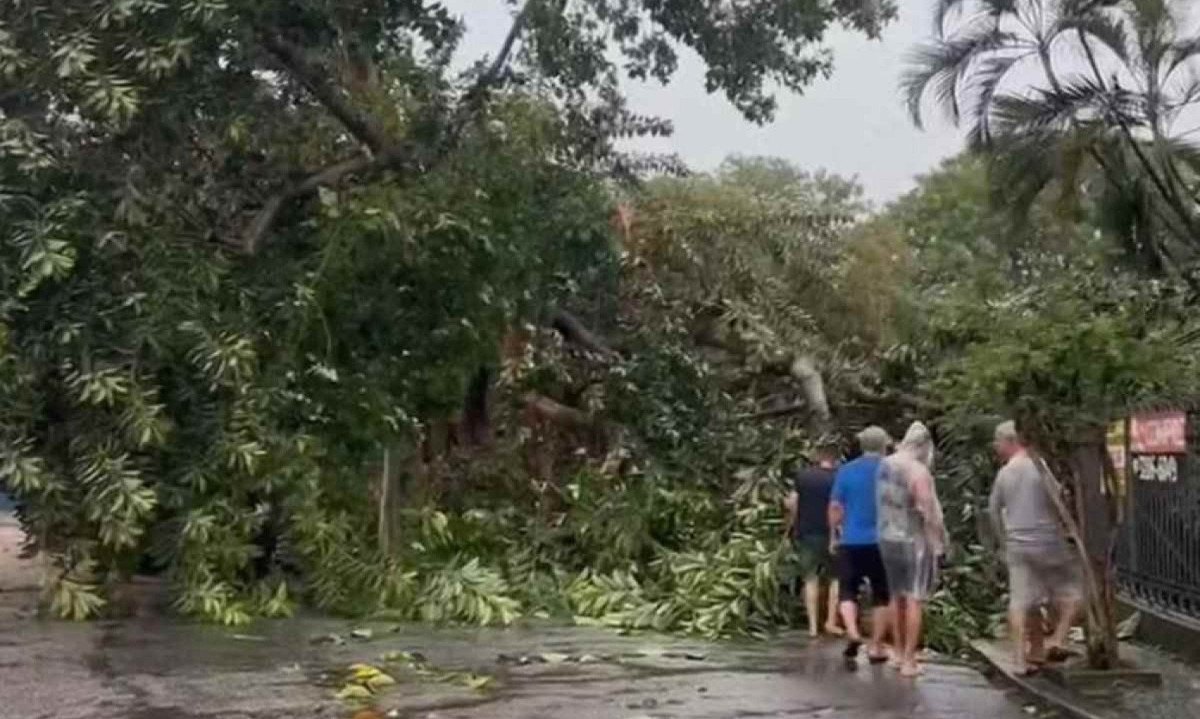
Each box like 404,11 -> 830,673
1132,455 -> 1178,483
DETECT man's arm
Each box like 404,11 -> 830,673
828,471 -> 845,553
988,470 -> 1006,550
909,465 -> 946,554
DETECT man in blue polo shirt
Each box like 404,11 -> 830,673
829,425 -> 892,667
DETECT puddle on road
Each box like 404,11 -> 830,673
0,607 -> 1046,719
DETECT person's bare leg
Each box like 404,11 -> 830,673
1048,597 -> 1081,653
804,576 -> 821,637
888,599 -> 904,666
824,581 -> 844,635
1026,607 -> 1046,664
900,599 -> 923,677
1010,605 -> 1030,673
867,603 -> 890,658
840,600 -> 861,641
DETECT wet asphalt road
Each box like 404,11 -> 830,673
0,609 -> 1046,719
0,512 -> 1045,719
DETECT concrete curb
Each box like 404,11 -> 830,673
968,640 -> 1105,719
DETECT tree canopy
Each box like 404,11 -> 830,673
0,1 -> 899,624
904,0 -> 1200,279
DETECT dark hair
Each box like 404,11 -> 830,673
814,443 -> 839,458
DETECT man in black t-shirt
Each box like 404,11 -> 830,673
784,442 -> 844,638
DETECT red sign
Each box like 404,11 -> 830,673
1130,411 -> 1187,454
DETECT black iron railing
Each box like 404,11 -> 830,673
1115,411 -> 1200,621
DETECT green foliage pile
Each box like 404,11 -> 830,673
317,468 -> 800,640
0,0 -> 896,628
7,0 -> 1193,658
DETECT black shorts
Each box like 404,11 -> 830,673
837,544 -> 890,606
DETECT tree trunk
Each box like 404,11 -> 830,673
1033,449 -> 1120,669
461,365 -> 492,446
788,354 -> 832,434
377,446 -> 390,556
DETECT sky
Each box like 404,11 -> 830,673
444,1 -> 966,205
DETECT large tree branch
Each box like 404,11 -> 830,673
787,355 -> 832,432
241,5 -> 533,254
744,401 -> 811,421
240,148 -> 424,254
522,392 -> 594,430
551,309 -> 619,359
259,31 -> 390,153
691,327 -> 833,430
466,3 -> 532,111
843,377 -> 940,413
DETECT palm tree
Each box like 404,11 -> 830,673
906,0 -> 1200,671
904,0 -> 1200,281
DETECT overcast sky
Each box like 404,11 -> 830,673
446,1 -> 966,205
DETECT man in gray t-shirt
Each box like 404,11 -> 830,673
989,421 -> 1082,674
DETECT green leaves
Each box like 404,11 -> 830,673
50,569 -> 107,621
51,32 -> 97,78
415,558 -> 522,627
0,440 -> 51,494
0,0 -> 895,628
933,265 -> 1200,448
8,197 -> 84,296
567,569 -> 646,619
905,0 -> 1200,273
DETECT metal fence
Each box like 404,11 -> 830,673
1114,411 -> 1200,622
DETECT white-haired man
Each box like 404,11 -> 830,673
989,420 -> 1082,675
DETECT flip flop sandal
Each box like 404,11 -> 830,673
867,653 -> 889,665
842,640 -> 862,660
1046,647 -> 1075,663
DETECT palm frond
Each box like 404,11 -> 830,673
984,115 -> 1122,229
1151,134 -> 1200,215
1059,0 -> 1126,18
932,0 -> 1018,37
1124,0 -> 1174,66
1095,167 -> 1170,275
986,127 -> 1067,222
988,76 -> 1140,137
902,22 -> 1022,129
1165,37 -> 1200,81
1056,11 -> 1131,64
966,53 -> 1034,147
1158,135 -> 1200,175
933,0 -> 970,37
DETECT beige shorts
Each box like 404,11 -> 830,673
1006,544 -> 1083,610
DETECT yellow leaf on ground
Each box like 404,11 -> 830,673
349,663 -> 384,682
365,673 -> 397,691
334,684 -> 373,701
464,674 -> 495,691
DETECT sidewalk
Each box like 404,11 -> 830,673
0,510 -> 41,629
0,511 -> 39,590
972,638 -> 1200,719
